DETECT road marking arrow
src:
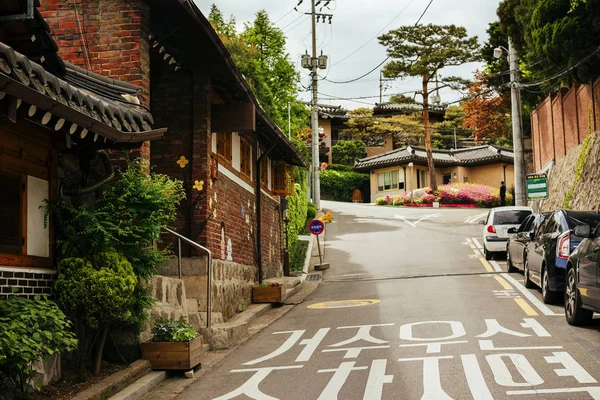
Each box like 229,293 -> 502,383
395,213 -> 440,227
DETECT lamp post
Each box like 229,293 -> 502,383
494,38 -> 527,206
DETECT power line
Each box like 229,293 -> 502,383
281,13 -> 307,30
284,15 -> 311,34
520,45 -> 600,88
331,0 -> 417,67
323,0 -> 434,85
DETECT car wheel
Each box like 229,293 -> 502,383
541,267 -> 557,304
565,268 -> 593,326
523,259 -> 534,288
506,248 -> 517,273
484,246 -> 493,261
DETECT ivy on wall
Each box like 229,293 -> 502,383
563,111 -> 595,209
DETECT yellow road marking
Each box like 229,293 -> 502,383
514,298 -> 539,316
494,276 -> 513,290
473,249 -> 482,257
308,299 -> 381,309
466,238 -> 476,249
479,257 -> 494,273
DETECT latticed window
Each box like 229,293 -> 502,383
217,132 -> 232,162
0,170 -> 22,254
272,162 -> 294,196
240,137 -> 252,178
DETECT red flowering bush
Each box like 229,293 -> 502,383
437,183 -> 510,207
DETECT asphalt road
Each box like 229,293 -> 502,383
177,201 -> 600,400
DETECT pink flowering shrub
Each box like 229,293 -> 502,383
437,184 -> 511,207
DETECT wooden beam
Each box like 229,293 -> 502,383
211,103 -> 255,132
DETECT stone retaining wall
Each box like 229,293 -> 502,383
540,131 -> 600,212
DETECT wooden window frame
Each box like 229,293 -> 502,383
240,135 -> 252,179
272,161 -> 294,196
216,132 -> 232,164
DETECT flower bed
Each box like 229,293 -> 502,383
375,183 -> 510,208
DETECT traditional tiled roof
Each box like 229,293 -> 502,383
0,0 -> 164,144
373,102 -> 446,116
302,102 -> 349,120
355,145 -> 514,171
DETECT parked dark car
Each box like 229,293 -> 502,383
506,213 -> 546,273
565,222 -> 600,325
524,210 -> 600,304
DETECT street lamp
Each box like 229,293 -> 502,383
493,39 -> 527,206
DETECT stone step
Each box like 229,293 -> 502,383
188,311 -> 224,332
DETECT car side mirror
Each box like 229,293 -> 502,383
478,220 -> 485,225
574,224 -> 592,238
507,227 -> 517,234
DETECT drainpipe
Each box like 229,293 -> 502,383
254,133 -> 277,284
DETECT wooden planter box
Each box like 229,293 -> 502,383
252,286 -> 284,303
141,336 -> 203,370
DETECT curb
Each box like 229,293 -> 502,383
71,360 -> 151,400
108,371 -> 167,400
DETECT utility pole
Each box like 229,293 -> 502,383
379,71 -> 383,103
301,0 -> 330,210
453,127 -> 457,149
508,38 -> 526,206
310,0 -> 320,210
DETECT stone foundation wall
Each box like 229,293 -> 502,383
140,276 -> 188,343
540,131 -> 600,212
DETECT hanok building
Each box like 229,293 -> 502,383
355,145 -> 515,203
310,103 -> 349,164
0,0 -> 163,296
39,0 -> 306,323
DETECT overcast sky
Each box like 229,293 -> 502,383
196,0 -> 502,111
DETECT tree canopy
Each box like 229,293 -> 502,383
208,5 -> 309,136
497,0 -> 600,85
378,24 -> 481,189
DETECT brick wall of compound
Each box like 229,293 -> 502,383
0,268 -> 56,299
40,0 -> 151,106
531,78 -> 600,171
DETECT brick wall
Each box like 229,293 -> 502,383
40,0 -> 151,106
531,78 -> 600,171
0,268 -> 56,299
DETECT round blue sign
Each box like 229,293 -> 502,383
308,219 -> 325,235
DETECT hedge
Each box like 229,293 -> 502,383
320,169 -> 370,202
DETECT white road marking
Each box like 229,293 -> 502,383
318,362 -> 367,400
243,331 -> 304,365
399,340 -> 468,354
297,328 -> 330,362
400,321 -> 466,341
501,273 -> 563,316
465,212 -> 488,224
545,352 -> 597,383
322,345 -> 390,359
331,324 -> 394,347
472,238 -> 483,249
394,213 -> 440,227
507,387 -> 600,398
486,353 -> 544,387
398,356 -> 454,400
489,260 -> 504,272
342,273 -> 366,277
462,354 -> 494,400
363,359 -> 393,400
521,318 -> 551,337
215,366 -> 303,400
479,340 -> 562,351
477,319 -> 530,338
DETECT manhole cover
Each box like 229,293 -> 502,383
307,299 -> 381,309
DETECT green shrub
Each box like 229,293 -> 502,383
392,198 -> 404,206
320,170 -> 370,202
332,140 -> 366,165
285,167 -> 309,250
290,239 -> 309,272
327,164 -> 355,172
151,316 -> 197,343
0,296 -> 78,396
306,202 -> 317,220
375,198 -> 387,205
55,251 -> 136,376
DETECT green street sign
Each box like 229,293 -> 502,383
526,173 -> 548,200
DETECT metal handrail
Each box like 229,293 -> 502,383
163,228 -> 213,329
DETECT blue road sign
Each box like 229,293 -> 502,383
309,219 -> 325,235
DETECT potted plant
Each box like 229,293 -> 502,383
141,316 -> 204,370
252,281 -> 284,303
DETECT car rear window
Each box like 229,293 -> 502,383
567,213 -> 600,229
493,210 -> 532,225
